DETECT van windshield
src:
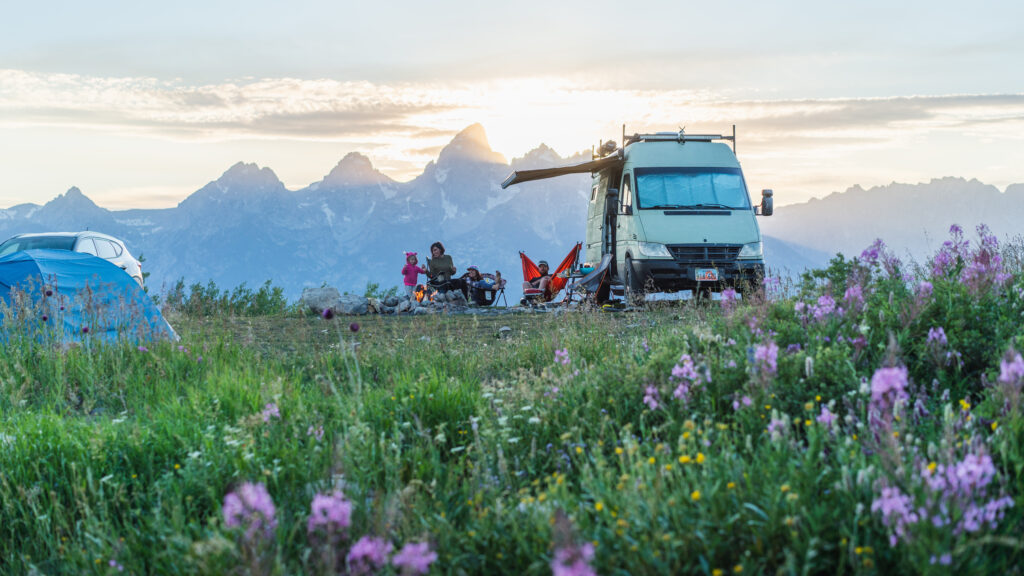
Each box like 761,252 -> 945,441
634,167 -> 750,209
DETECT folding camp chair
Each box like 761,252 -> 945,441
459,272 -> 508,307
565,253 -> 613,304
519,243 -> 582,305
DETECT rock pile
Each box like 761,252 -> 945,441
300,285 -> 505,316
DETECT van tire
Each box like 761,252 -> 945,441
624,256 -> 643,305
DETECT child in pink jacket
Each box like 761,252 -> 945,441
401,252 -> 428,299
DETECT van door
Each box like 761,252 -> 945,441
585,180 -> 603,265
615,172 -> 636,279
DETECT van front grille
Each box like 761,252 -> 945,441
667,244 -> 741,263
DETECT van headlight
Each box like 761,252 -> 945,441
737,242 -> 763,259
637,242 -> 673,258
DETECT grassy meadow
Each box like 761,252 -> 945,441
2,225 -> 1024,575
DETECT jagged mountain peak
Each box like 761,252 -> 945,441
320,152 -> 394,188
46,186 -> 101,211
216,161 -> 285,190
437,124 -> 507,166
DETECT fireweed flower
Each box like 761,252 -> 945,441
916,281 -> 933,300
307,491 -> 352,537
844,284 -> 865,315
551,541 -> 597,576
816,405 -> 837,429
869,366 -> 909,428
875,452 -> 1015,547
307,425 -> 325,442
347,536 -> 393,576
871,485 -> 918,547
321,308 -> 334,320
720,288 -> 739,313
642,385 -> 661,410
223,482 -> 277,541
670,354 -> 708,403
999,352 -> 1024,385
754,341 -> 779,377
731,395 -> 752,411
391,541 -> 437,576
262,403 -> 281,423
554,348 -> 570,366
926,327 -> 947,347
860,239 -> 884,266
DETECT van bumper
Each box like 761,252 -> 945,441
631,258 -> 764,291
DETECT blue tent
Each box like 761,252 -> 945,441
0,249 -> 175,344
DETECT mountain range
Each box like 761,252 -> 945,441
1,124 -> 1020,298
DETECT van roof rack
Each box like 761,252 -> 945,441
623,125 -> 737,153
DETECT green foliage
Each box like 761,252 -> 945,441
363,281 -> 400,301
161,278 -> 293,317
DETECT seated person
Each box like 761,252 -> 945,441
522,259 -> 552,300
426,241 -> 458,292
462,265 -> 503,305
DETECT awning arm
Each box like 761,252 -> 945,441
501,153 -> 623,189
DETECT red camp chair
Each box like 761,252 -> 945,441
519,243 -> 582,304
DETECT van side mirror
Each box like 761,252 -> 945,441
759,189 -> 774,216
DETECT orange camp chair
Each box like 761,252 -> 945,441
519,242 -> 582,305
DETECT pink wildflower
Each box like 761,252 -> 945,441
347,536 -> 393,576
391,541 -> 437,576
223,482 -> 277,541
551,542 -> 597,576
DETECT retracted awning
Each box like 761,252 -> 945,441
500,153 -> 623,189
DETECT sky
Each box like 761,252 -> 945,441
1,0 -> 1022,209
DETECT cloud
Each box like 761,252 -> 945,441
2,69 -> 1022,148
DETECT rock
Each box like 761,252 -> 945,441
301,286 -> 341,314
381,305 -> 396,314
446,291 -> 467,306
384,296 -> 400,307
413,307 -> 435,315
336,294 -> 369,315
367,298 -> 381,314
498,326 -> 512,338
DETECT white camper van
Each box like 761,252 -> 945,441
502,129 -> 772,298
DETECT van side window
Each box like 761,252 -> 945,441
591,185 -> 598,202
620,174 -> 633,213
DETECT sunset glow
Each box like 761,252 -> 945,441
1,1 -> 1021,208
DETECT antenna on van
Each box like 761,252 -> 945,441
732,124 -> 737,155
621,124 -> 625,149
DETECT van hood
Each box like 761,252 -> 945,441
636,210 -> 761,246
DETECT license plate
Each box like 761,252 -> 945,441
695,268 -> 719,282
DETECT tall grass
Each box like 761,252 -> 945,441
1,227 -> 1023,575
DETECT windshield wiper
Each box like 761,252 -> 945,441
651,203 -> 733,210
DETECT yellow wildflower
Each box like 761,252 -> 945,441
727,482 -> 736,490
691,490 -> 701,501
696,452 -> 705,464
595,502 -> 604,512
679,455 -> 691,464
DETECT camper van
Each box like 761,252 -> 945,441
502,129 -> 772,297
